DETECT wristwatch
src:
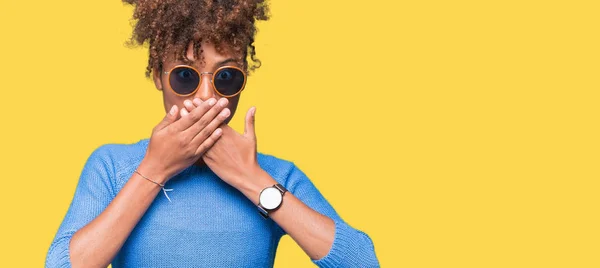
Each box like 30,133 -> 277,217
257,183 -> 287,219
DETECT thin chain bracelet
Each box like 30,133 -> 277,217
134,169 -> 173,202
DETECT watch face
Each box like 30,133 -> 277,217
260,187 -> 282,210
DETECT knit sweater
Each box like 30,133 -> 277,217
45,138 -> 380,268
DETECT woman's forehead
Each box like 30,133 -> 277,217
163,41 -> 243,70
165,40 -> 241,67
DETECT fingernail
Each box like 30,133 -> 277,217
218,98 -> 228,107
193,98 -> 202,106
208,98 -> 216,106
220,108 -> 230,118
169,106 -> 177,115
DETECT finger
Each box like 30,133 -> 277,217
183,97 -> 228,138
192,97 -> 203,108
195,127 -> 223,156
183,99 -> 195,113
155,105 -> 179,131
170,97 -> 218,132
180,107 -> 189,117
244,106 -> 257,141
190,106 -> 230,149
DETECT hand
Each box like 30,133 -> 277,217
139,98 -> 231,184
183,101 -> 262,189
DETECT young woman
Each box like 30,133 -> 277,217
46,0 -> 379,267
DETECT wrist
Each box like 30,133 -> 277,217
138,158 -> 171,185
238,167 -> 278,205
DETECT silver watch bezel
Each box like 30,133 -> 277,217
259,186 -> 283,210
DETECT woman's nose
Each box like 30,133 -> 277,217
194,73 -> 217,101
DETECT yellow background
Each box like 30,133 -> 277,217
1,0 -> 598,267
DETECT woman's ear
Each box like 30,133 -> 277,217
153,66 -> 163,91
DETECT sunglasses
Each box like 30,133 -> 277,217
163,65 -> 247,97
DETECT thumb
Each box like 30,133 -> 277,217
156,105 -> 179,131
244,106 -> 257,141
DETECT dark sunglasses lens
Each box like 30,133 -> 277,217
169,67 -> 200,95
214,68 -> 245,96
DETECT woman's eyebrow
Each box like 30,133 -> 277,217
215,58 -> 238,67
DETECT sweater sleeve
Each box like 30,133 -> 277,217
283,163 -> 380,268
45,145 -> 116,268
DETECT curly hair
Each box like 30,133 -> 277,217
122,0 -> 270,79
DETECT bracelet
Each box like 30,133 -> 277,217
134,169 -> 173,202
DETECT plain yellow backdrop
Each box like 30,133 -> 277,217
1,0 -> 599,267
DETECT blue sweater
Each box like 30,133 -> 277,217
46,138 -> 380,267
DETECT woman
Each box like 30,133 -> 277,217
46,0 -> 379,267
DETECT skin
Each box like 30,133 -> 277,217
68,39 -> 335,268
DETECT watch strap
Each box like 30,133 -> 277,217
273,183 -> 287,195
257,204 -> 270,219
